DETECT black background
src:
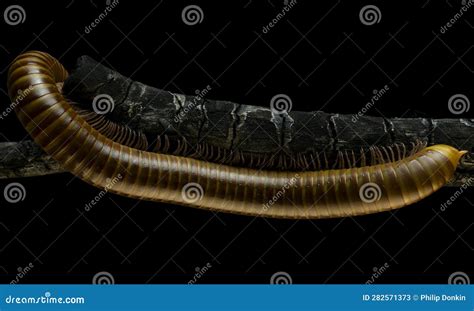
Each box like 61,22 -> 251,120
0,0 -> 473,284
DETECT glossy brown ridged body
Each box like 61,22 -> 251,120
7,52 -> 467,219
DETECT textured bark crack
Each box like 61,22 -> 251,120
228,102 -> 241,151
119,80 -> 137,119
281,112 -> 294,150
383,117 -> 395,144
170,92 -> 185,123
327,114 -> 338,151
197,99 -> 210,143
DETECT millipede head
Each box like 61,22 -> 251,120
425,144 -> 468,168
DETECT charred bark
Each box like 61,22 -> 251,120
0,141 -> 65,178
0,55 -> 472,184
63,56 -> 474,169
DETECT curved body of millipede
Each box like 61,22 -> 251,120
7,51 -> 468,219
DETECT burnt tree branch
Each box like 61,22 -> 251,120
64,56 -> 474,155
0,55 -> 473,185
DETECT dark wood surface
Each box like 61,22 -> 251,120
1,56 -> 472,182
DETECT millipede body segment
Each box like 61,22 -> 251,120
7,51 -> 468,219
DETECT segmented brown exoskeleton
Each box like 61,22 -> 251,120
7,51 -> 468,218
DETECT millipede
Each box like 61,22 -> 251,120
7,51 -> 468,219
